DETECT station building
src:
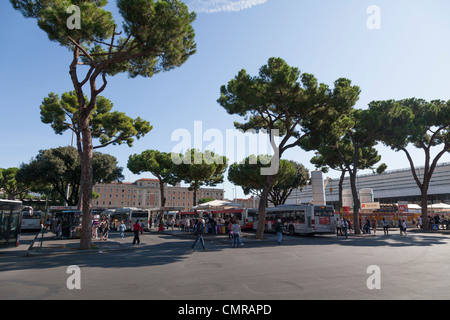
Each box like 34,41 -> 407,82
286,162 -> 450,207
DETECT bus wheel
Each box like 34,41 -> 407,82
289,225 -> 295,236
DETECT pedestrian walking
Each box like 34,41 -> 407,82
231,220 -> 244,247
132,219 -> 144,245
191,218 -> 207,251
381,217 -> 389,235
118,220 -> 126,238
275,219 -> 283,244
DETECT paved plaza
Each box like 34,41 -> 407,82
1,228 -> 450,300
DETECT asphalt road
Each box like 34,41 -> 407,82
1,230 -> 450,300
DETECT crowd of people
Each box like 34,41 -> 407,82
336,214 -> 450,238
88,214 -> 249,249
336,216 -> 408,237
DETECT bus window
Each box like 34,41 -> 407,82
295,210 -> 305,223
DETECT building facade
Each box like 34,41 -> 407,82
93,178 -> 224,211
286,162 -> 450,207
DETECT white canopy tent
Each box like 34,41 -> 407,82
191,200 -> 244,210
427,203 -> 450,210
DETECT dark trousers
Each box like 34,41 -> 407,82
133,230 -> 140,244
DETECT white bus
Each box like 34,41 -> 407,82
252,204 -> 336,236
21,206 -> 42,231
111,207 -> 151,230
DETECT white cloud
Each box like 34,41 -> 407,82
186,0 -> 268,14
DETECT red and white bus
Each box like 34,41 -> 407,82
252,204 -> 336,236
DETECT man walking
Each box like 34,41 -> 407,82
191,218 -> 207,251
132,219 -> 144,245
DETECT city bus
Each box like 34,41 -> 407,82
0,199 -> 23,247
252,204 -> 336,236
111,207 -> 151,230
21,206 -> 43,231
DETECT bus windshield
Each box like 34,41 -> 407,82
314,207 -> 334,216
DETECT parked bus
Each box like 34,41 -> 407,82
110,207 -> 151,230
0,199 -> 23,247
21,206 -> 43,231
252,204 -> 336,236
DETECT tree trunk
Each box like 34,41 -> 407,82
420,187 -> 429,230
349,171 -> 361,234
338,170 -> 345,211
159,178 -> 166,221
256,174 -> 276,239
79,113 -> 94,250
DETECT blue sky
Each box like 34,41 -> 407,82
1,0 -> 450,200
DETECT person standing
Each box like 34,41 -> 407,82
132,219 -> 144,245
100,218 -> 109,241
93,219 -> 100,239
340,218 -> 348,239
336,218 -> 342,236
398,218 -> 404,236
275,219 -> 283,244
381,217 -> 389,235
370,217 -> 377,235
225,217 -> 233,239
191,218 -> 207,251
401,219 -> 407,236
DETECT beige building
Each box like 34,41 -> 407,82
227,197 -> 257,209
93,178 -> 224,211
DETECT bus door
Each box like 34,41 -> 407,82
307,215 -> 314,232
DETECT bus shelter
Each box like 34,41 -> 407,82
52,210 -> 82,239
